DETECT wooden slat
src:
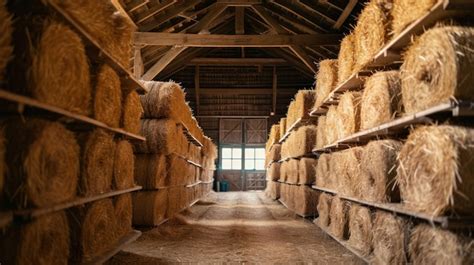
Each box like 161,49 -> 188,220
135,0 -> 177,24
235,6 -> 245,34
133,48 -> 144,78
139,0 -> 201,32
217,0 -> 262,6
189,57 -> 287,65
333,0 -> 357,29
110,0 -> 138,28
126,0 -> 149,13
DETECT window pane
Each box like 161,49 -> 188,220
245,160 -> 255,170
232,148 -> 242,159
232,159 -> 242,170
222,159 -> 232,169
245,148 -> 255,159
255,148 -> 265,159
222,148 -> 232,159
255,160 -> 265,170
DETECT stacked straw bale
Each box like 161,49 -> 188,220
113,140 -> 135,190
279,118 -> 287,137
391,0 -> 438,36
114,194 -> 132,238
133,190 -> 168,226
336,91 -> 362,139
140,81 -> 187,120
134,154 -> 167,189
285,159 -> 299,184
265,144 -> 281,166
279,161 -> 288,183
93,64 -> 122,127
266,124 -> 280,151
325,106 -> 340,145
337,33 -> 356,84
293,185 -> 319,217
298,158 -> 317,185
315,153 -> 331,189
348,205 -> 373,256
372,211 -> 407,265
397,125 -> 474,216
122,91 -> 143,134
0,0 -> 12,81
317,193 -> 332,228
267,162 -> 281,181
401,26 -> 474,114
294,125 -> 317,157
135,119 -> 178,154
315,116 -> 327,149
286,90 -> 315,127
360,71 -> 402,130
328,152 -> 345,191
329,196 -> 350,239
314,59 -> 338,110
339,147 -> 364,197
3,119 -> 79,208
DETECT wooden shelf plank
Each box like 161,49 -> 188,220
43,0 -> 148,94
0,90 -> 146,141
83,230 -> 142,265
179,121 -> 203,147
14,186 -> 142,220
278,117 -> 317,144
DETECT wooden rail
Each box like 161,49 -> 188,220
83,230 -> 142,265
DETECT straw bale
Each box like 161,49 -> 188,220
337,33 -> 356,84
280,118 -> 287,137
0,0 -> 12,81
0,211 -> 70,265
79,129 -> 115,196
266,144 -> 281,165
287,90 -> 315,126
3,119 -> 79,208
114,193 -> 132,238
134,154 -> 167,189
93,64 -> 122,127
167,155 -> 189,186
122,91 -> 143,134
314,59 -> 338,110
339,147 -> 364,197
328,196 -> 350,239
360,140 -> 402,202
285,159 -> 299,184
69,199 -> 117,263
372,211 -> 407,265
401,26 -> 474,114
167,186 -> 182,217
409,224 -> 474,265
113,140 -> 135,190
267,162 -> 281,181
397,125 -> 474,216
329,152 -> 345,191
317,193 -> 332,227
325,106 -> 340,145
315,153 -> 331,188
337,91 -> 362,139
279,160 -> 288,183
348,205 -> 373,256
354,0 -> 393,71
133,190 -> 168,226
29,20 -> 91,114
293,125 -> 317,157
294,185 -> 319,217
267,124 -> 280,150
360,71 -> 402,130
316,115 -> 327,149
140,81 -> 186,120
391,0 -> 438,36
298,158 -> 317,185
134,119 -> 178,154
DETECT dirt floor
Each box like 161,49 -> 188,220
108,191 -> 364,264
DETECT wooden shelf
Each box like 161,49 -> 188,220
14,186 -> 142,220
314,220 -> 371,263
43,0 -> 148,95
173,153 -> 203,168
309,0 -> 474,117
278,117 -> 317,144
278,198 -> 313,218
179,121 -> 204,147
83,230 -> 142,265
0,90 -> 146,141
313,100 -> 474,154
186,181 -> 202,188
312,185 -> 474,229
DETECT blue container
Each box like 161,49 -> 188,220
219,180 -> 229,192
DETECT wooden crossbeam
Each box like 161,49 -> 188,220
333,0 -> 357,29
217,0 -> 262,6
189,57 -> 287,65
139,0 -> 201,32
135,0 -> 177,24
110,0 -> 137,28
126,0 -> 149,13
134,32 -> 341,46
235,6 -> 245,34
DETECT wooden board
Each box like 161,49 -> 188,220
180,121 -> 204,147
0,90 -> 146,141
83,230 -> 142,265
278,117 -> 317,144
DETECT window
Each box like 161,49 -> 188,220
244,148 -> 265,170
221,147 -> 242,170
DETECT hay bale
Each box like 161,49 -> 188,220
401,26 -> 474,114
279,118 -> 287,137
328,196 -> 350,239
134,119 -> 178,154
285,159 -> 299,184
114,193 -> 132,238
0,0 -> 12,81
287,90 -> 315,126
315,153 -> 331,188
267,162 -> 281,181
391,0 -> 438,36
397,125 -> 474,216
336,91 -> 362,139
69,199 -> 117,263
360,71 -> 403,130
294,185 -> 319,217
290,125 -> 317,157
337,33 -> 356,85
167,155 -> 189,186
298,158 -> 317,185
354,0 -> 393,71
0,211 -> 70,265
266,144 -> 281,165
348,205 -> 373,256
372,211 -> 407,265
325,106 -> 340,145
409,224 -> 474,264
133,190 -> 168,226
140,81 -> 186,120
329,152 -> 345,191
29,20 -> 91,114
279,161 -> 288,183
360,140 -> 402,202
267,124 -> 280,150
316,115 -> 327,149
134,154 -> 167,189
3,119 -> 79,207
317,193 -> 332,227
122,91 -> 143,134
340,147 -> 364,197
79,129 -> 115,196
314,59 -> 338,110
93,64 -> 122,127
114,140 -> 135,190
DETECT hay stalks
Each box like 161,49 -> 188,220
279,118 -> 287,137
114,140 -> 135,190
372,211 -> 407,265
133,190 -> 168,226
329,196 -> 350,239
140,81 -> 186,120
122,91 -> 143,134
348,205 -> 373,256
315,153 -> 331,189
317,193 -> 332,227
316,116 -> 327,149
314,59 -> 338,110
134,119 -> 178,154
360,71 -> 402,130
338,33 -> 356,85
401,26 -> 474,114
114,194 -> 132,238
397,125 -> 474,216
134,154 -> 167,189
340,147 -> 364,197
391,0 -> 438,37
337,91 -> 362,139
325,106 -> 340,145
298,158 -> 317,185
267,162 -> 280,181
93,64 -> 122,128
0,0 -> 12,81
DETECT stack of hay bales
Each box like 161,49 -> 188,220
314,59 -> 338,111
0,1 -> 141,263
286,90 -> 315,128
281,125 -> 317,159
133,81 -> 216,226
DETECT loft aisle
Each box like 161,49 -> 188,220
108,192 -> 363,264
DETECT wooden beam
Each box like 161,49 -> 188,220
217,0 -> 262,6
110,0 -> 137,28
333,0 -> 357,29
187,4 -> 228,34
135,0 -> 177,24
189,57 -> 287,65
133,48 -> 144,78
126,0 -> 150,13
199,88 -> 297,95
272,66 -> 277,114
134,32 -> 342,46
235,7 -> 245,34
270,0 -> 335,27
195,65 -> 200,115
139,0 -> 201,32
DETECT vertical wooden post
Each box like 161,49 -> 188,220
134,47 -> 144,79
